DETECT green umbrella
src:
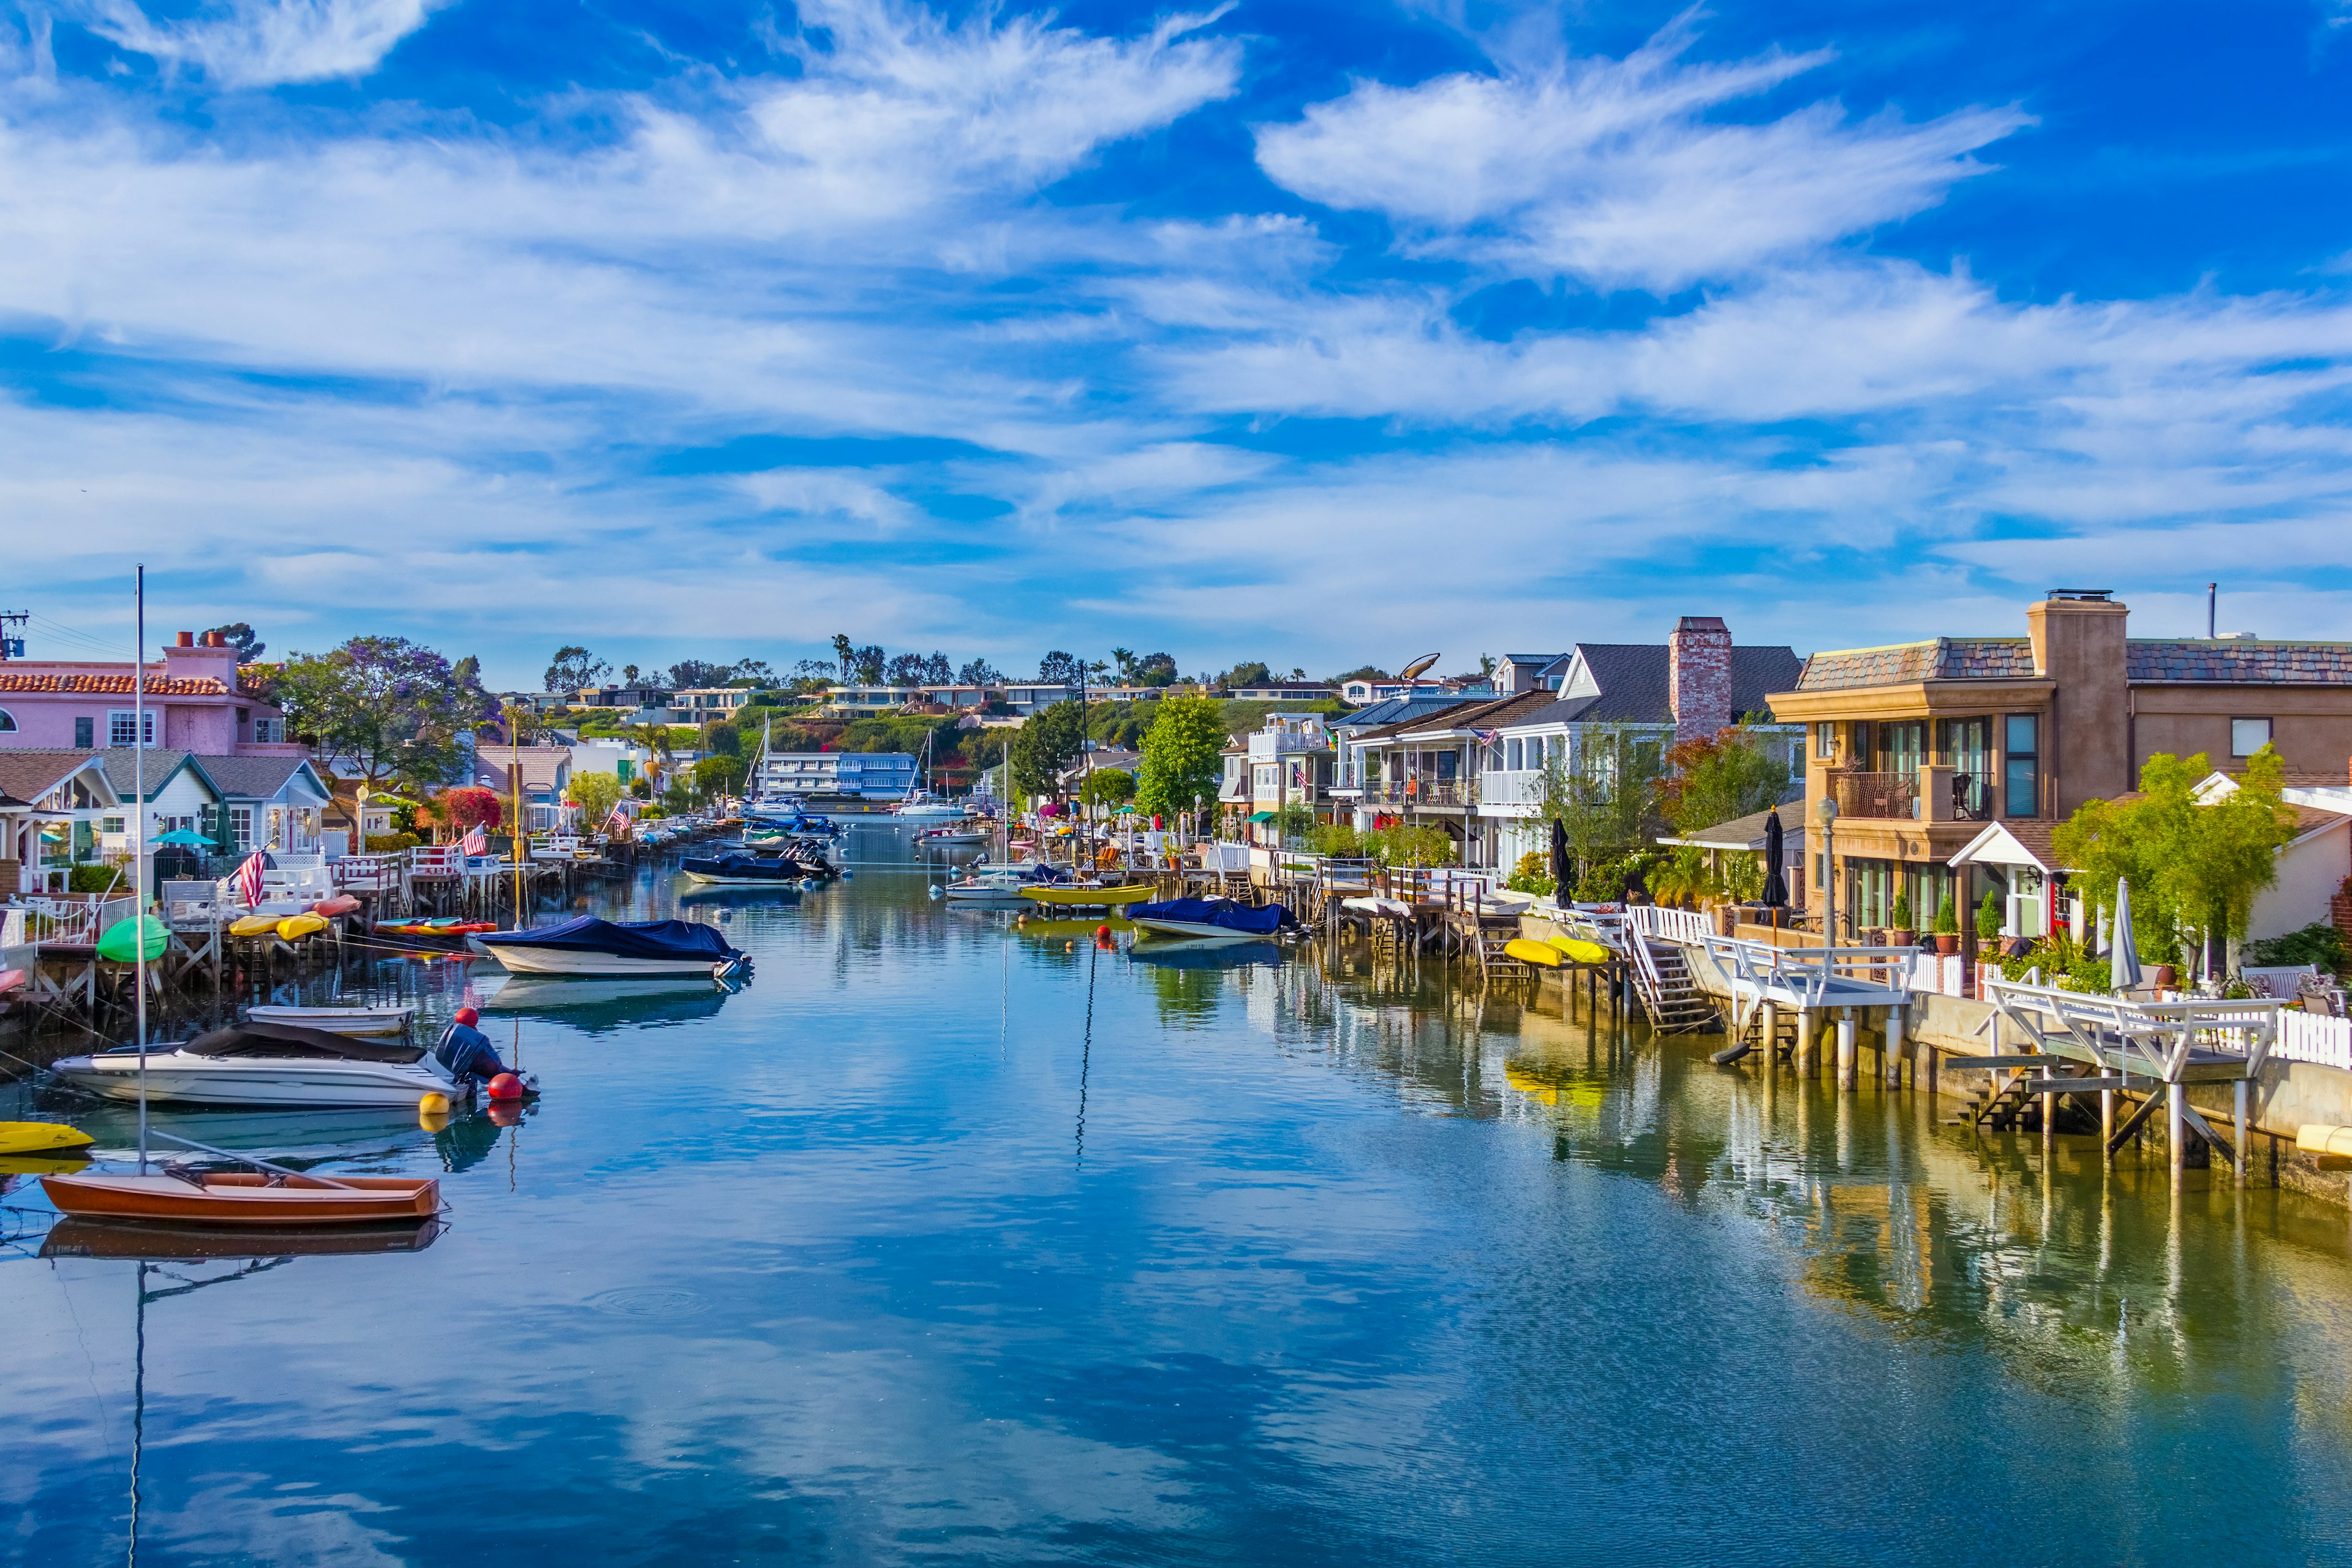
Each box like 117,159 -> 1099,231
1113,804 -> 1140,815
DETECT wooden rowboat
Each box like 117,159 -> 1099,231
41,1170 -> 440,1227
1018,884 -> 1155,908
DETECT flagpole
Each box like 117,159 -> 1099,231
134,565 -> 149,1175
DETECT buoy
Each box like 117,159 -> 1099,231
418,1092 -> 451,1116
1065,941 -> 1074,952
1095,924 -> 1111,940
840,870 -> 852,880
486,1072 -> 524,1100
929,885 -> 943,899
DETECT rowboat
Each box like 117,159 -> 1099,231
1017,884 -> 1155,909
471,916 -> 747,977
41,1169 -> 440,1227
246,1003 -> 417,1036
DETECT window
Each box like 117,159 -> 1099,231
1878,722 -> 1925,777
107,710 -> 156,747
1813,722 -> 1836,761
2232,718 -> 2272,757
252,718 -> 275,743
2003,714 -> 2040,818
228,805 -> 254,850
102,815 -> 125,835
1507,737 -> 1524,771
74,716 -> 94,748
0,707 -> 14,732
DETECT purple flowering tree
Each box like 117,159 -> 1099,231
274,636 -> 494,791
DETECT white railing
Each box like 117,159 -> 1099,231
12,894 -> 141,946
1983,977 -> 2286,1082
1476,771 -> 1547,807
2276,1011 -> 2352,1069
1625,904 -> 1714,945
1705,935 -> 1918,1007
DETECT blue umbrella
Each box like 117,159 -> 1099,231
2110,878 -> 2143,993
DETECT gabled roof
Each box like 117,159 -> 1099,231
1564,643 -> 1805,720
0,750 -> 120,809
1334,693 -> 1478,729
1389,688 -> 1561,741
92,748 -> 217,804
1947,820 -> 2065,872
195,753 -> 330,802
1659,806 -> 1803,853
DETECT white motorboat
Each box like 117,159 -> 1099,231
48,1022 -> 491,1109
470,916 -> 747,977
895,799 -> 966,820
916,827 -> 986,846
943,871 -> 1035,907
1125,897 -> 1294,944
245,1003 -> 417,1036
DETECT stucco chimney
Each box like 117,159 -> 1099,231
1669,616 -> 1733,744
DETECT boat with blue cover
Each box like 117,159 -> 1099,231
471,916 -> 748,977
1126,897 -> 1295,943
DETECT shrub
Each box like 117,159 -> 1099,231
1504,850 -> 1555,897
365,832 -> 420,853
1889,892 -> 1913,930
1999,935 -> 2112,993
1308,823 -> 1363,858
68,863 -> 124,894
1934,894 -> 1959,935
2244,922 -> 2350,975
1577,851 -> 1659,904
1976,891 -> 2003,939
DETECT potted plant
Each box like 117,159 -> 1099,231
1976,891 -> 2003,944
1887,892 -> 1915,949
1934,893 -> 1960,955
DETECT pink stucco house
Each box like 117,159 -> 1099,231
0,630 -> 300,756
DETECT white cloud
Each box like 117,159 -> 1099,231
82,0 -> 447,88
1254,11 -> 2028,290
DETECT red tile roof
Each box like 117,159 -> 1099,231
0,672 -> 230,696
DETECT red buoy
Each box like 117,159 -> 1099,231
487,1072 -> 524,1100
1095,924 -> 1112,940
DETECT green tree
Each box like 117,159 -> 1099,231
1537,724 -> 1665,888
569,769 -> 623,825
1010,700 -> 1086,797
545,646 -> 608,693
1080,768 -> 1136,807
1135,695 -> 1227,818
275,636 -> 488,791
203,622 -> 265,660
692,754 -> 749,800
1656,723 -> 1794,834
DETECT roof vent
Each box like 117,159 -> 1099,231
2048,589 -> 2113,602
2217,631 -> 2260,641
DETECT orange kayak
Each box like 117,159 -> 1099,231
42,1170 -> 440,1226
310,894 -> 361,918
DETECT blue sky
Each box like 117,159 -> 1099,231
6,0 -> 2352,688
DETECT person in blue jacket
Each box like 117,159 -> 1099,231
434,1007 -> 514,1087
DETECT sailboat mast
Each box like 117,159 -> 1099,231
134,564 -> 149,1174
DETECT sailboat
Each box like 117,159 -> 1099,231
38,567 -> 443,1228
894,729 -> 967,819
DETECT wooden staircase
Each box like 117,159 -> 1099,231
1631,937 -> 1718,1033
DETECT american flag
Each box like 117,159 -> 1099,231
233,851 -> 266,910
460,824 -> 488,856
605,805 -> 629,835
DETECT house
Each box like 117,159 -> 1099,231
195,754 -> 337,854
1771,590 -> 2352,941
1468,619 -> 1803,870
1225,680 -> 1335,701
753,750 -> 919,802
0,752 -> 121,894
572,683 -> 674,712
672,687 -> 755,720
1336,674 -> 1495,706
0,629 -> 297,755
472,744 -> 576,831
89,748 -> 224,868
1054,748 -> 1144,799
998,683 -> 1077,716
1340,688 -> 1563,863
1494,654 -> 1570,696
1238,714 -> 1338,843
1657,807 -> 1809,913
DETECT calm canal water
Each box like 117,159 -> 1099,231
9,823 -> 2352,1564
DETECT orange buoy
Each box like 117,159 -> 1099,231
486,1072 -> 524,1100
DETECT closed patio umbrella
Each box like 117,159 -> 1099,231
2110,878 -> 2143,993
1759,808 -> 1789,912
1548,817 -> 1571,895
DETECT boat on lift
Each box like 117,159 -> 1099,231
470,915 -> 748,977
1126,897 -> 1295,944
245,1003 -> 417,1036
1017,883 -> 1156,910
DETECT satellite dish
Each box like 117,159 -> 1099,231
1397,653 -> 1441,682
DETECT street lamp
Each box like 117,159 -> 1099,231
1816,794 -> 1838,949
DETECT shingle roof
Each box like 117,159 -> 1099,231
1567,643 -> 1806,721
0,750 -> 114,806
1389,688 -> 1561,739
2126,640 -> 2352,684
0,671 -> 230,696
1795,638 -> 2040,691
195,753 -> 320,800
91,748 -> 203,801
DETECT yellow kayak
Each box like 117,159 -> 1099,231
228,913 -> 281,938
1019,884 -> 1156,907
0,1121 -> 96,1156
1504,938 -> 1566,968
276,913 -> 330,941
1547,936 -> 1613,965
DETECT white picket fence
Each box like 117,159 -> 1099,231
2276,1010 -> 2352,1069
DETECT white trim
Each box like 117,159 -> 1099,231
1945,821 -> 2057,872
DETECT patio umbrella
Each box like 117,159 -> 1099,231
2110,878 -> 2143,993
1548,817 -> 1571,894
149,828 -> 211,846
1759,809 -> 1789,910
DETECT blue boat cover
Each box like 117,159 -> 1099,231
1128,898 -> 1291,935
682,854 -> 805,880
476,916 -> 740,960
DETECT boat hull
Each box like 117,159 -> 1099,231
1019,884 -> 1155,908
48,1051 -> 462,1109
1129,918 -> 1267,943
472,943 -> 735,977
246,1005 -> 416,1036
42,1171 -> 440,1226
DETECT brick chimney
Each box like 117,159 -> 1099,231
1669,616 -> 1733,744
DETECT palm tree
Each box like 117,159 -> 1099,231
630,721 -> 674,790
1110,647 -> 1134,681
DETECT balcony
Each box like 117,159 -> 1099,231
1831,770 -> 1918,820
1355,781 -> 1475,808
